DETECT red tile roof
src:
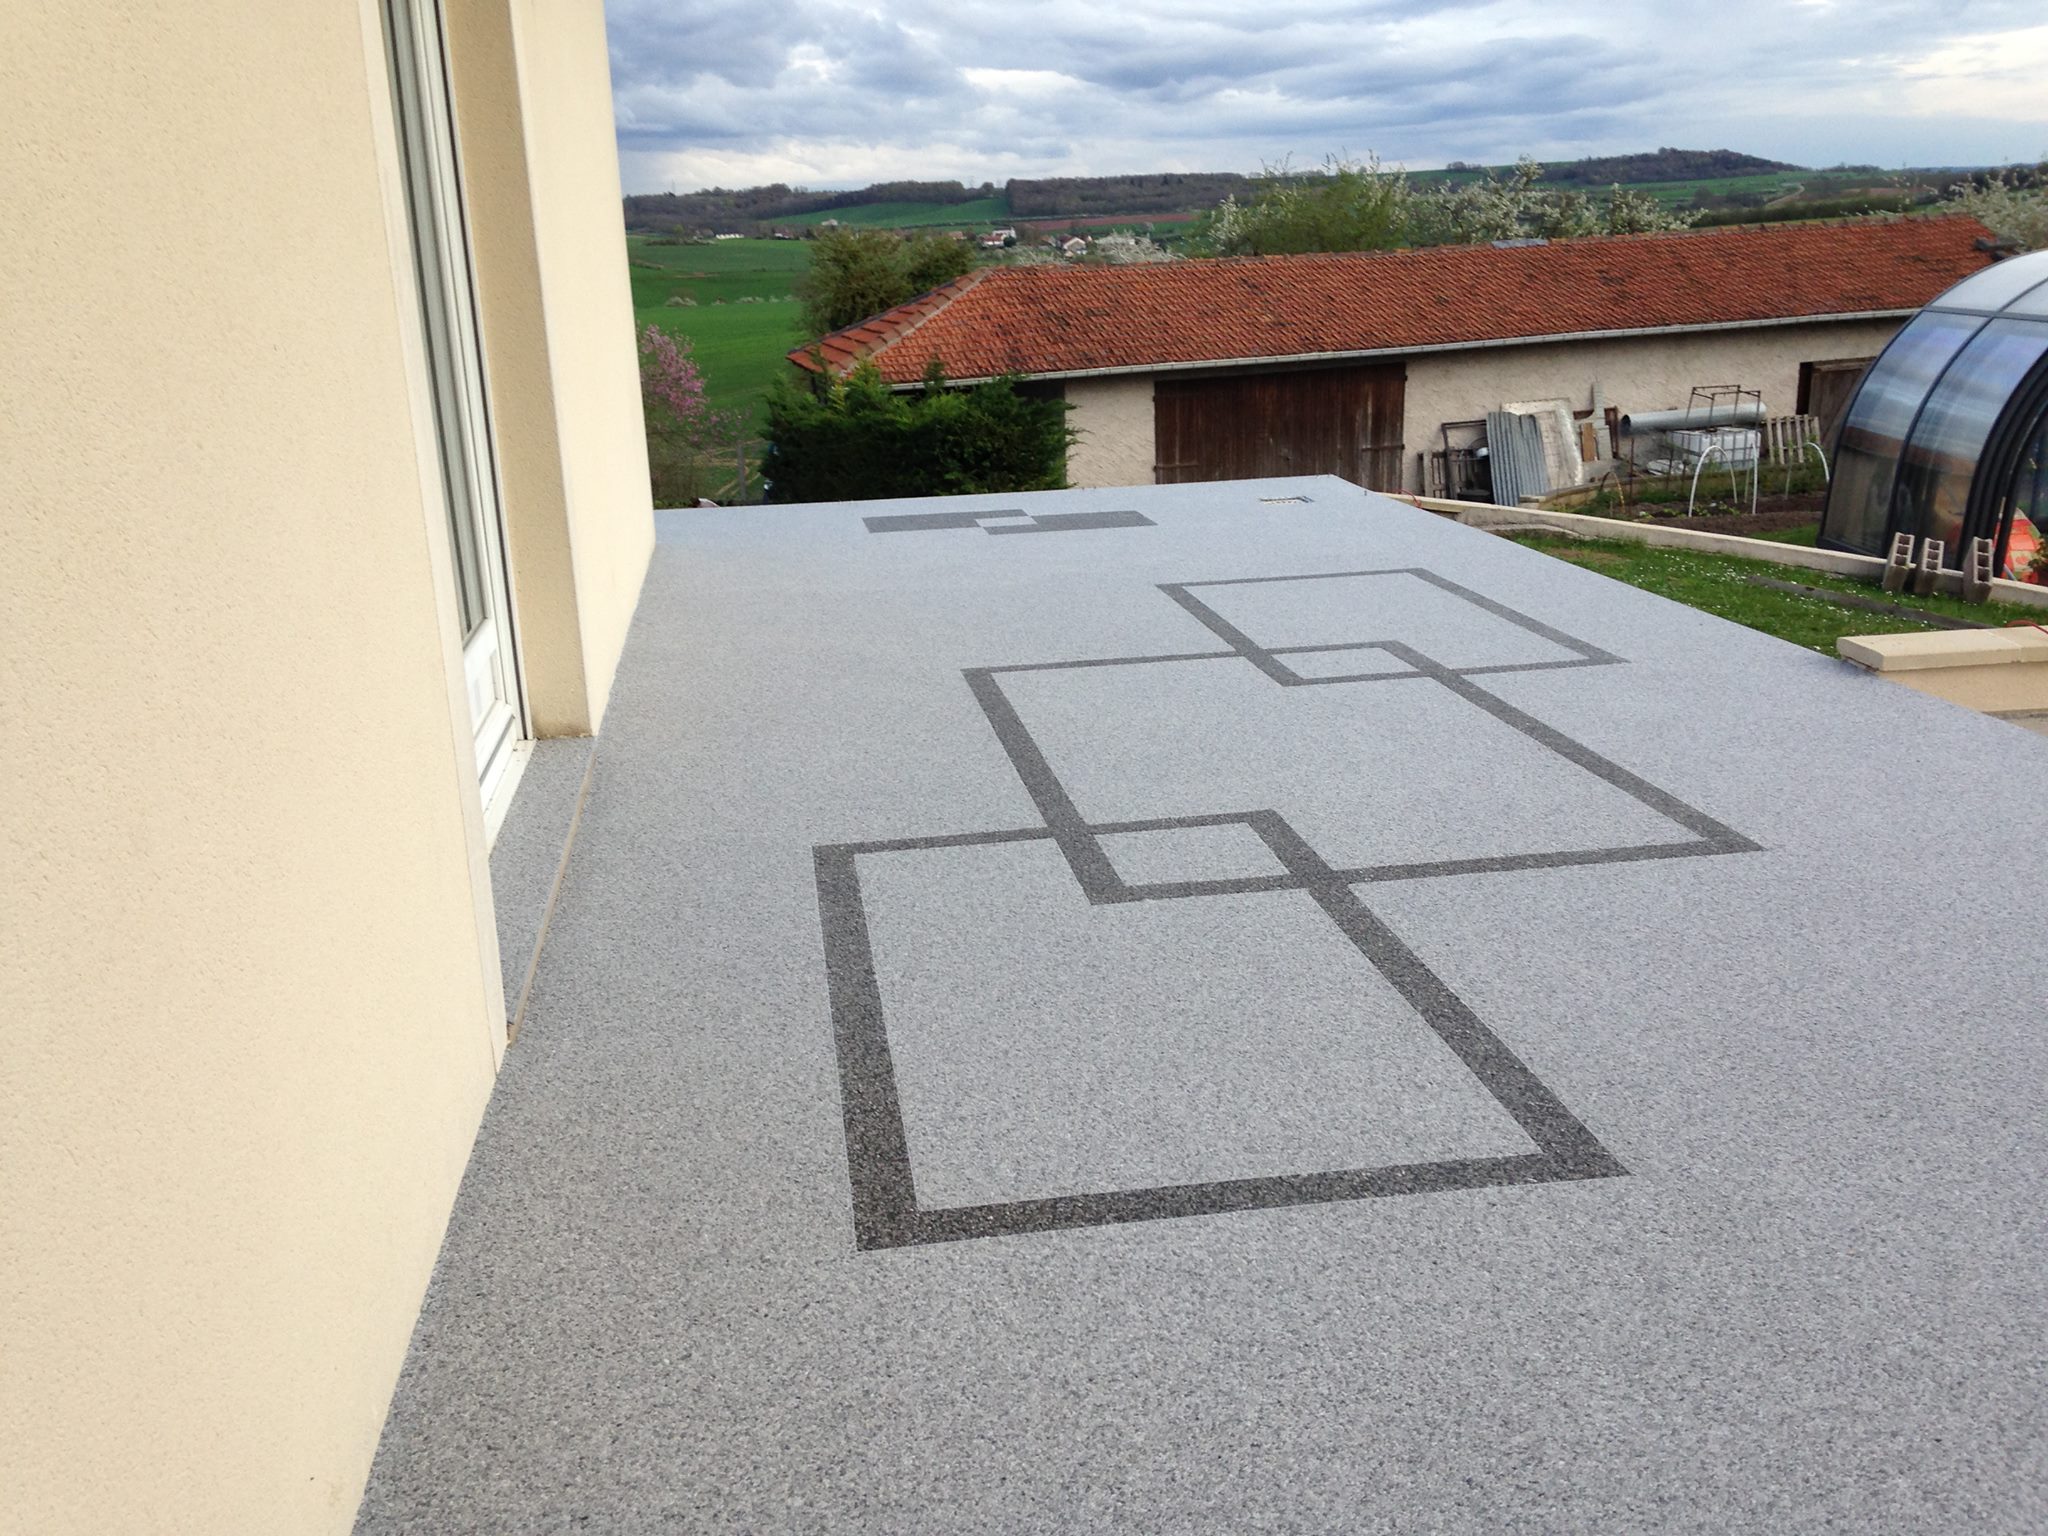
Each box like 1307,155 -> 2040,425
789,215 -> 1998,385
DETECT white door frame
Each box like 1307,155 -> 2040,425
379,0 -> 528,813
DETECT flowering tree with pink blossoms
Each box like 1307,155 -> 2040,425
638,325 -> 744,506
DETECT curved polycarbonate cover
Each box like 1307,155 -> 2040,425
2004,280 -> 2048,320
1927,250 -> 2048,314
1892,318 -> 2048,550
1824,310 -> 1984,553
1823,248 -> 2048,563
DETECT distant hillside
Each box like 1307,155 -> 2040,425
624,172 -> 1261,234
1005,173 -> 1253,218
625,180 -> 1000,233
1539,148 -> 1802,186
623,151 -> 2019,237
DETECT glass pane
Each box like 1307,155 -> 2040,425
1927,256 -> 2048,314
2002,274 -> 2048,319
1823,310 -> 1983,553
1893,319 -> 2048,551
383,0 -> 487,643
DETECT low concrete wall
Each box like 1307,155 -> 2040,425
1837,629 -> 2048,714
1398,495 -> 2048,613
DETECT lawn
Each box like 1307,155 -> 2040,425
627,236 -> 811,431
1509,534 -> 2048,652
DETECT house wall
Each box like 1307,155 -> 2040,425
1398,318 -> 1904,491
1056,320 -> 1904,494
448,0 -> 654,735
1,3 -> 647,1530
1067,376 -> 1158,488
501,0 -> 655,731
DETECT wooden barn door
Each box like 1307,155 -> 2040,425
1154,364 -> 1405,490
1798,358 -> 1875,455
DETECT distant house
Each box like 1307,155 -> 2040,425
787,216 -> 1997,493
1061,236 -> 1089,257
713,232 -> 742,241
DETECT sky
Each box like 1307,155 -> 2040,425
605,0 -> 2048,195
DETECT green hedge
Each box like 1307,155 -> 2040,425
761,362 -> 1074,503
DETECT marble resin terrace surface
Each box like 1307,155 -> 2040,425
360,477 -> 2048,1533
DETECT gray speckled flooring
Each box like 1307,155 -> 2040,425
488,737 -> 594,1025
357,477 -> 2048,1534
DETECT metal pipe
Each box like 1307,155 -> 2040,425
1620,401 -> 1768,434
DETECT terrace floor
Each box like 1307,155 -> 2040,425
358,477 -> 2048,1533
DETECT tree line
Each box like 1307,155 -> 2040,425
1208,157 -> 1696,257
1533,148 -> 1798,186
623,153 -> 1819,235
623,173 -> 1267,233
626,181 -> 999,232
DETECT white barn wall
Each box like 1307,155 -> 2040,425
1066,376 -> 1157,488
1050,319 -> 1903,493
1397,318 -> 1903,491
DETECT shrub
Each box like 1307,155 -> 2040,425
1208,154 -> 1694,257
761,361 -> 1074,503
1210,156 -> 1412,256
639,325 -> 743,506
1946,165 -> 2048,251
794,228 -> 977,337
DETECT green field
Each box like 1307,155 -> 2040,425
628,236 -> 810,430
785,197 -> 1010,229
1632,171 -> 1806,206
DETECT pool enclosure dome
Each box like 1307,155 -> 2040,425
1820,248 -> 2048,580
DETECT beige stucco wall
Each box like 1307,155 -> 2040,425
442,0 -> 653,736
1067,376 -> 1158,488
2,3 -> 575,1530
1880,664 -> 2048,713
501,0 -> 655,731
1838,629 -> 2048,713
445,0 -> 591,736
1399,318 -> 1904,491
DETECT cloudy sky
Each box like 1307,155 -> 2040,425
605,0 -> 2048,194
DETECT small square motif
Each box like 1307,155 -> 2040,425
1277,646 -> 1419,681
1097,822 -> 1288,889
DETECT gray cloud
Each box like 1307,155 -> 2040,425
603,0 -> 2048,191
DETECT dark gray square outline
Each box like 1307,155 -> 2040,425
863,508 -> 1155,535
814,568 -> 1761,1250
1160,567 -> 1623,687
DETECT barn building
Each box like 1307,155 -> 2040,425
787,216 -> 1999,495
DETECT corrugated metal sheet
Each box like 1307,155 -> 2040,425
1485,410 -> 1551,505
